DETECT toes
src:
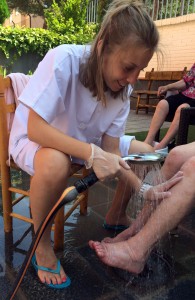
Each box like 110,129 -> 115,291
38,267 -> 66,286
60,268 -> 67,284
89,240 -> 95,249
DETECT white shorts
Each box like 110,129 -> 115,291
12,141 -> 40,176
119,135 -> 135,157
13,135 -> 135,176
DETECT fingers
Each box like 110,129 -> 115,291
158,85 -> 167,96
149,171 -> 183,201
93,154 -> 120,181
154,191 -> 171,199
119,157 -> 130,170
170,170 -> 183,180
92,146 -> 131,181
160,171 -> 183,191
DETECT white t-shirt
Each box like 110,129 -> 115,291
9,44 -> 131,166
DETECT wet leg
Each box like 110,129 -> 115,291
105,140 -> 153,227
90,156 -> 195,273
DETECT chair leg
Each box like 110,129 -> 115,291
53,207 -> 64,251
136,94 -> 141,114
2,166 -> 13,233
146,95 -> 149,114
53,167 -> 89,251
79,167 -> 89,215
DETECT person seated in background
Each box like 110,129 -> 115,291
89,142 -> 195,274
144,63 -> 195,150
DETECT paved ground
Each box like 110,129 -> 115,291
125,109 -> 170,134
0,109 -> 195,300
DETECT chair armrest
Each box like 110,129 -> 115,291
134,90 -> 158,95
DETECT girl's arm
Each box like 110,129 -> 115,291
28,109 -> 130,180
101,134 -> 121,156
28,108 -> 91,161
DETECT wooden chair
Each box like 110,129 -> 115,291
134,68 -> 157,114
135,67 -> 187,114
0,75 -> 89,251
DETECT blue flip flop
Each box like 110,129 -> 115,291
31,254 -> 71,289
103,221 -> 129,231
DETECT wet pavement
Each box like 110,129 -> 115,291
0,110 -> 195,300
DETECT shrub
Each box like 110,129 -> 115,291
0,0 -> 10,25
44,0 -> 90,34
0,25 -> 96,60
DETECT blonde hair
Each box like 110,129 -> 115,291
80,0 -> 159,105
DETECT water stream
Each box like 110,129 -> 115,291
115,159 -> 175,293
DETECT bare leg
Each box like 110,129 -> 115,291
103,169 -> 183,243
89,156 -> 195,273
128,139 -> 154,153
162,142 -> 195,179
144,100 -> 169,146
31,148 -> 71,286
104,143 -> 195,242
155,103 -> 190,150
103,200 -> 155,243
105,169 -> 141,226
105,140 -> 153,226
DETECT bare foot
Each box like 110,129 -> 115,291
103,227 -> 135,243
89,239 -> 146,274
35,249 -> 68,285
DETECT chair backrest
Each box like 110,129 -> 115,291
171,67 -> 187,80
0,76 -> 16,168
149,67 -> 187,82
145,68 -> 154,90
0,74 -> 31,168
150,70 -> 173,81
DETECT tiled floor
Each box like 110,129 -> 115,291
0,110 -> 194,300
125,108 -> 170,134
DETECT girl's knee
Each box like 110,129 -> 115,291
34,148 -> 71,181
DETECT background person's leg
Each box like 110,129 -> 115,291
144,99 -> 169,146
155,103 -> 190,150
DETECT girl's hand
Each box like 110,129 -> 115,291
143,171 -> 183,201
85,144 -> 130,181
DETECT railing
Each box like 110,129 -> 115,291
144,0 -> 195,20
87,0 -> 195,23
87,0 -> 98,23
